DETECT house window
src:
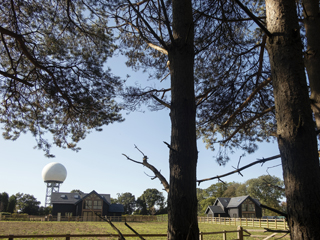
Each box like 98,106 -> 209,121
93,200 -> 102,209
241,199 -> 255,212
84,200 -> 93,209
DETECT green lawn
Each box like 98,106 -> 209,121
0,221 -> 289,239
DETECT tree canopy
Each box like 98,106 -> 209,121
15,193 -> 40,215
135,188 -> 165,215
115,192 -> 136,215
0,0 -> 123,156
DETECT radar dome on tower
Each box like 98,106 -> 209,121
42,162 -> 67,207
42,162 -> 67,183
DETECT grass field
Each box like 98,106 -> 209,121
0,221 -> 289,240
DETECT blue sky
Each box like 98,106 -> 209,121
0,55 -> 283,207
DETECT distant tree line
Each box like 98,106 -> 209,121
1,175 -> 282,217
197,175 -> 285,216
111,188 -> 167,215
0,192 -> 50,215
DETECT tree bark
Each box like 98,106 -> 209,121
265,1 -> 320,239
303,0 -> 320,129
167,0 -> 199,239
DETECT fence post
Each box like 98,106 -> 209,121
275,219 -> 277,229
237,226 -> 243,240
199,231 -> 203,240
223,230 -> 227,240
284,219 -> 286,230
66,234 -> 70,240
8,235 -> 14,240
259,218 -> 261,228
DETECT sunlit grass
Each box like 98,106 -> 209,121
0,221 -> 288,239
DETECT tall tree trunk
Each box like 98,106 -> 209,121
266,1 -> 320,239
167,0 -> 199,239
303,0 -> 320,129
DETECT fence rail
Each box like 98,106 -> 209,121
0,215 -> 157,222
0,226 -> 246,240
198,216 -> 288,230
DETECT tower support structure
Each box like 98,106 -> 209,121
45,181 -> 62,207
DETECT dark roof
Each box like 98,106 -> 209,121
109,204 -> 124,213
51,192 -> 86,204
81,190 -> 111,205
226,195 -> 248,208
227,195 -> 261,208
205,205 -> 225,214
252,198 -> 261,206
51,190 -> 111,205
215,198 -> 231,208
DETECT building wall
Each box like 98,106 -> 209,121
52,204 -> 76,216
102,202 -> 109,216
228,208 -> 239,218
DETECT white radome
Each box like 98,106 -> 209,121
42,162 -> 67,183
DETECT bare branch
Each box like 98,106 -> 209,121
197,154 -> 281,185
264,228 -> 290,234
151,95 -> 171,109
122,147 -> 170,193
125,220 -> 146,240
164,141 -> 176,152
104,217 -> 126,240
82,196 -> 125,239
260,204 -> 287,218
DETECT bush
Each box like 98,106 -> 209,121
0,212 -> 11,215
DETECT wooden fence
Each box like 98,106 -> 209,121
0,215 -> 157,222
0,226 -> 246,240
198,216 -> 288,230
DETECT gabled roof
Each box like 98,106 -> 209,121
51,192 -> 86,204
205,205 -> 225,214
226,195 -> 261,208
214,197 -> 231,208
80,190 -> 111,205
51,190 -> 111,205
226,195 -> 248,208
